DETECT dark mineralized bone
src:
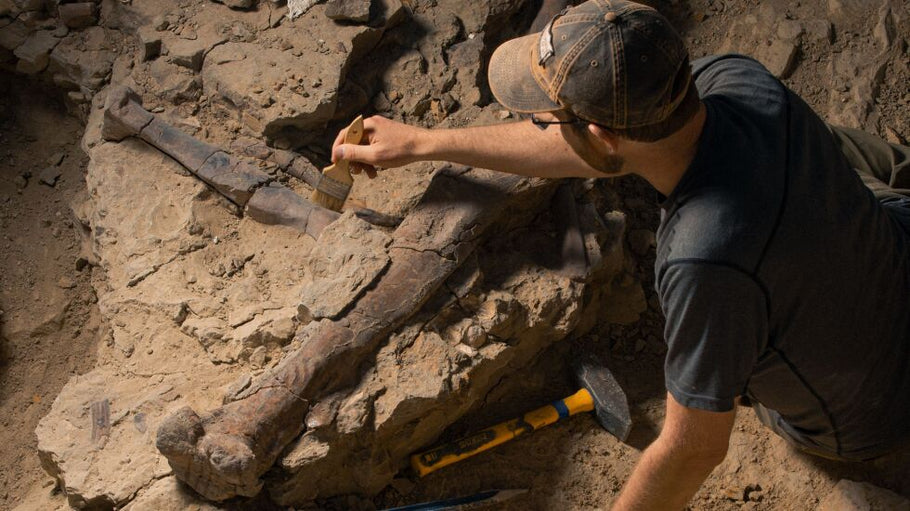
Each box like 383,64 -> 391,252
102,86 -> 270,207
102,86 -> 396,235
156,165 -> 556,500
246,185 -> 341,238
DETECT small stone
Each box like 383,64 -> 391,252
14,29 -> 59,75
133,412 -> 147,433
804,19 -> 833,43
138,27 -> 161,61
497,110 -> 512,120
762,39 -> 798,79
325,0 -> 371,23
58,2 -> 97,28
249,346 -> 268,368
57,276 -> 76,289
777,20 -> 803,41
46,152 -> 65,166
39,166 -> 62,186
13,175 -> 27,189
152,15 -> 169,31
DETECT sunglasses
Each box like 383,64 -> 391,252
530,113 -> 588,130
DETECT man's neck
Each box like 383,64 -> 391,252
624,102 -> 707,197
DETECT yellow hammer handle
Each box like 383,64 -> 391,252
410,388 -> 594,477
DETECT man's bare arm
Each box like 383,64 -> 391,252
612,392 -> 736,511
331,115 -> 606,179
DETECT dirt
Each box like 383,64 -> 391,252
1,0 -> 909,510
0,75 -> 101,509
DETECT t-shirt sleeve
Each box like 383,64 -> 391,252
659,261 -> 767,412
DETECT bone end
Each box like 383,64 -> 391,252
156,406 -> 263,501
101,86 -> 153,142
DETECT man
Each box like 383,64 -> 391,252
331,1 -> 910,508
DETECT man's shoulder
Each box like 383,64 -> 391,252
691,54 -> 787,108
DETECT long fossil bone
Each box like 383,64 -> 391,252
155,166 -> 557,500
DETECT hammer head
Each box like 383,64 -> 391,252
575,355 -> 632,442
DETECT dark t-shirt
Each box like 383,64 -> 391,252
657,55 -> 910,460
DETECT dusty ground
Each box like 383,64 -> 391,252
0,76 -> 101,509
1,0 -> 909,510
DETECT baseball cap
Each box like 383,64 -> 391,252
488,0 -> 691,130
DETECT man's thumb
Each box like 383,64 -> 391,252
334,144 -> 364,163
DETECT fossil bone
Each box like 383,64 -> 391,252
102,86 -> 272,207
155,166 -> 556,500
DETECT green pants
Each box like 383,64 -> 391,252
830,125 -> 910,235
830,125 -> 910,199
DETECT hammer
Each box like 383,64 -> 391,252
410,357 -> 631,477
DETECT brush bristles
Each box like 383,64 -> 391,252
311,188 -> 345,212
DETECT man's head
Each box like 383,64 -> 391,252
488,0 -> 698,144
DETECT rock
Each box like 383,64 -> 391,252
827,0 -> 868,24
162,24 -> 226,72
48,28 -> 115,92
777,20 -> 803,42
297,211 -> 392,320
121,477 -> 220,511
825,52 -> 887,128
804,19 -> 833,43
760,39 -> 798,79
602,273 -> 647,325
0,20 -> 29,53
270,221 -> 604,504
445,36 -> 485,106
36,369 -> 226,509
147,60 -> 200,103
138,27 -> 161,61
202,39 -> 353,144
38,166 -> 62,186
817,479 -> 910,511
18,0 -> 43,12
325,0 -> 371,23
13,29 -> 59,74
58,2 -> 97,28
873,6 -> 895,50
210,0 -> 255,9
381,50 -> 429,118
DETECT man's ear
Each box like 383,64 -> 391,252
588,124 -> 619,154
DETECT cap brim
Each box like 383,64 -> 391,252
488,33 -> 561,114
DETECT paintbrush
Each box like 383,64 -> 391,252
311,115 -> 364,212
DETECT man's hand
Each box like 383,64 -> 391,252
612,393 -> 735,511
332,116 -> 428,178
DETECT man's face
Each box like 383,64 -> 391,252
543,111 -> 626,176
